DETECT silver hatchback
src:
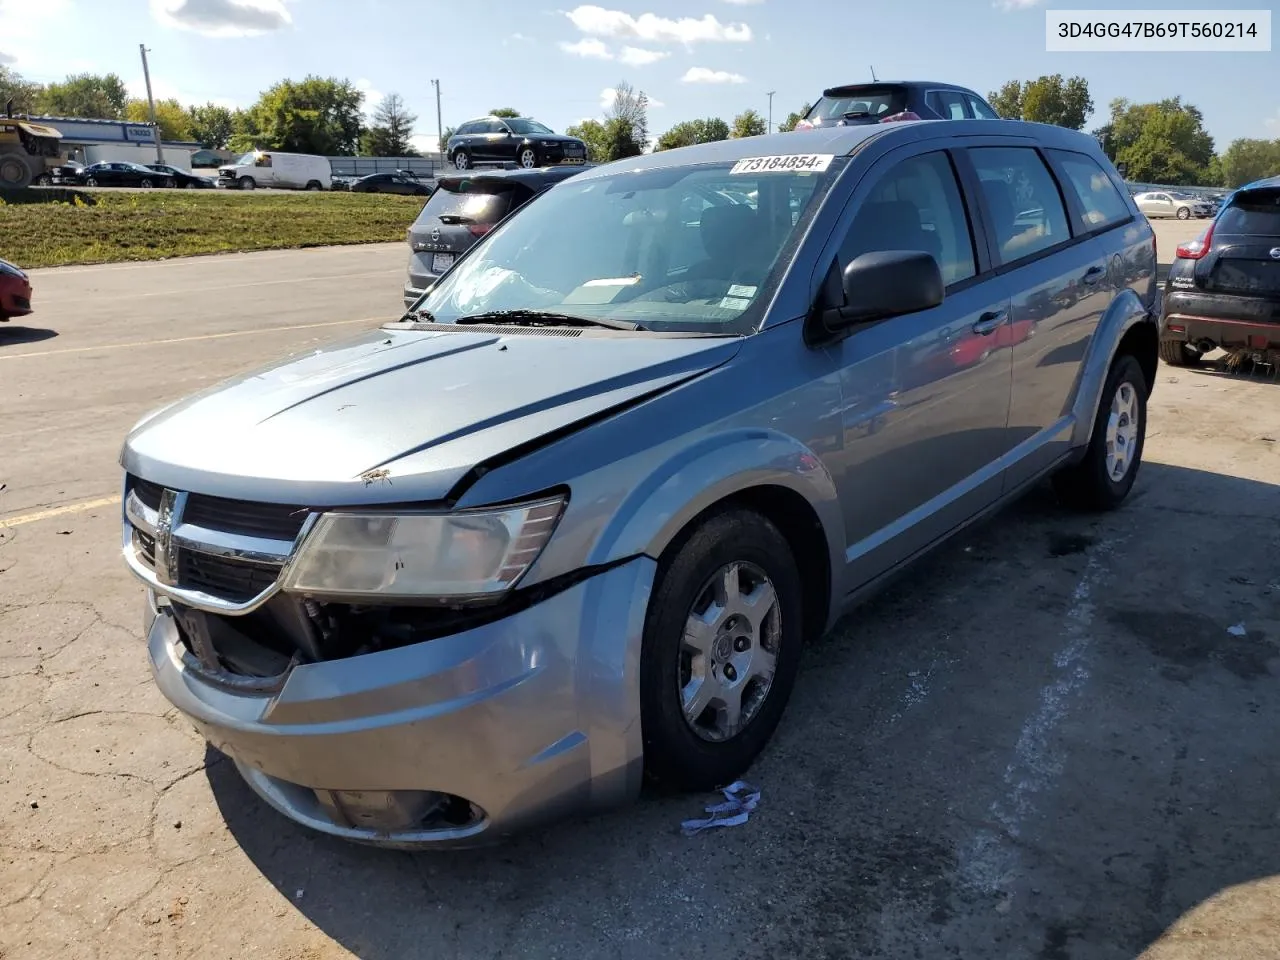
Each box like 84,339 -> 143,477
121,120 -> 1158,847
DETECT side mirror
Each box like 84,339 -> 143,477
819,250 -> 944,334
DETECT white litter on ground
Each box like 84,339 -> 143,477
1227,623 -> 1247,637
681,781 -> 760,835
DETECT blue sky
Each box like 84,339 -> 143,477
1,0 -> 1275,153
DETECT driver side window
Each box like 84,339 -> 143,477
839,151 -> 977,288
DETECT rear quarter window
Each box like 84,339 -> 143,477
1217,189 -> 1280,235
1049,150 -> 1132,232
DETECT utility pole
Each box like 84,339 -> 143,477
766,90 -> 776,134
139,43 -> 164,163
431,79 -> 443,163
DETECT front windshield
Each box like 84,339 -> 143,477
235,151 -> 257,166
505,119 -> 554,136
410,158 -> 842,335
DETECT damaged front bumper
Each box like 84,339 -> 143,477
146,556 -> 655,848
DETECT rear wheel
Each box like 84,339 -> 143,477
1158,340 -> 1203,367
140,179 -> 155,189
640,507 -> 804,791
163,178 -> 175,188
0,152 -> 34,189
184,181 -> 196,189
1053,354 -> 1148,511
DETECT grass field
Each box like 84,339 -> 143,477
0,191 -> 426,268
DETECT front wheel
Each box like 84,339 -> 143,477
184,181 -> 196,189
640,507 -> 804,791
84,176 -> 99,187
1176,206 -> 1191,220
518,147 -> 538,169
305,180 -> 322,191
1052,353 -> 1148,511
140,179 -> 155,188
238,176 -> 256,190
452,150 -> 470,170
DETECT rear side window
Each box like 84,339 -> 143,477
1217,189 -> 1280,235
841,151 -> 976,287
1049,150 -> 1131,232
926,90 -> 968,120
968,147 -> 1071,264
416,186 -> 514,225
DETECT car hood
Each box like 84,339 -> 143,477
121,325 -> 740,505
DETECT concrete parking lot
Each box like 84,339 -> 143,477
2,219 -> 1278,960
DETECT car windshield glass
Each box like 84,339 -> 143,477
505,119 -> 554,135
410,159 -> 842,335
810,87 -> 907,121
1217,189 -> 1280,235
235,152 -> 256,166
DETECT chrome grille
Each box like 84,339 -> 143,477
123,474 -> 311,612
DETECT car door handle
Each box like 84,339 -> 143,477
972,311 -> 1007,336
1082,265 -> 1106,285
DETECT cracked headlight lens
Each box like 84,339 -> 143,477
283,496 -> 565,601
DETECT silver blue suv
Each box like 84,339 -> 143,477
121,119 -> 1157,847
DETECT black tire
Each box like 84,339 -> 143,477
640,507 -> 804,791
1158,340 -> 1202,367
517,146 -> 538,169
306,180 -> 322,191
84,176 -> 98,187
0,152 -> 34,188
239,176 -> 256,190
1053,353 -> 1148,512
452,149 -> 470,170
140,179 -> 155,189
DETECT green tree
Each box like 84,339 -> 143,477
125,98 -> 193,141
488,107 -> 522,119
731,109 -> 766,139
654,117 -> 729,151
565,119 -> 608,162
237,76 -> 365,154
986,75 -> 1092,129
38,72 -> 127,118
777,103 -> 812,133
604,82 -> 649,156
1095,97 -> 1216,185
362,92 -> 417,156
227,108 -> 260,153
1219,138 -> 1280,188
187,103 -> 234,149
0,65 -> 43,115
439,125 -> 456,153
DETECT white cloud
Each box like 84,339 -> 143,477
560,37 -> 613,58
150,0 -> 291,37
566,5 -> 750,45
681,67 -> 746,84
619,45 -> 669,65
599,87 -> 664,110
355,78 -> 383,118
509,32 -> 532,41
0,50 -> 14,65
0,0 -> 72,68
410,133 -> 439,154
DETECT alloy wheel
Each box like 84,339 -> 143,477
679,561 -> 782,742
519,148 -> 537,169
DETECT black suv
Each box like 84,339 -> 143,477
1160,176 -> 1280,366
403,165 -> 588,308
796,81 -> 999,129
446,116 -> 587,170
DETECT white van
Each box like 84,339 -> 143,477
217,150 -> 331,191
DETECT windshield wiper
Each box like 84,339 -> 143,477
455,310 -> 643,331
437,214 -> 474,225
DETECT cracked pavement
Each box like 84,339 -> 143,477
3,227 -> 1280,960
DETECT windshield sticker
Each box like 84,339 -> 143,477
727,284 -> 757,298
718,296 -> 752,310
730,154 -> 834,175
584,276 -> 641,287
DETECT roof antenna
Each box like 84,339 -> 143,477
870,65 -> 877,81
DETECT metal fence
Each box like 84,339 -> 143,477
326,155 -> 447,178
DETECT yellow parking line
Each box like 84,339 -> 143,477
0,316 -> 379,361
0,495 -> 121,528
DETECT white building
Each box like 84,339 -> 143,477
29,115 -> 201,169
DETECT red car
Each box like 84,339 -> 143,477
0,258 -> 32,322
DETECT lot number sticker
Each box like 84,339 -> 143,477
730,154 -> 834,175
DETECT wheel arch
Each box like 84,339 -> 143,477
1069,288 -> 1159,449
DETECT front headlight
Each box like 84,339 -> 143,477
282,496 -> 565,601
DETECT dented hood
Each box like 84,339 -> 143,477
121,325 -> 739,505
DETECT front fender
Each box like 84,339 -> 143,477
586,428 -> 844,584
1069,287 -> 1155,449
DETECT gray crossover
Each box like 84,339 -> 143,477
121,120 -> 1158,847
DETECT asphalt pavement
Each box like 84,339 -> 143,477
2,222 -> 1279,960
